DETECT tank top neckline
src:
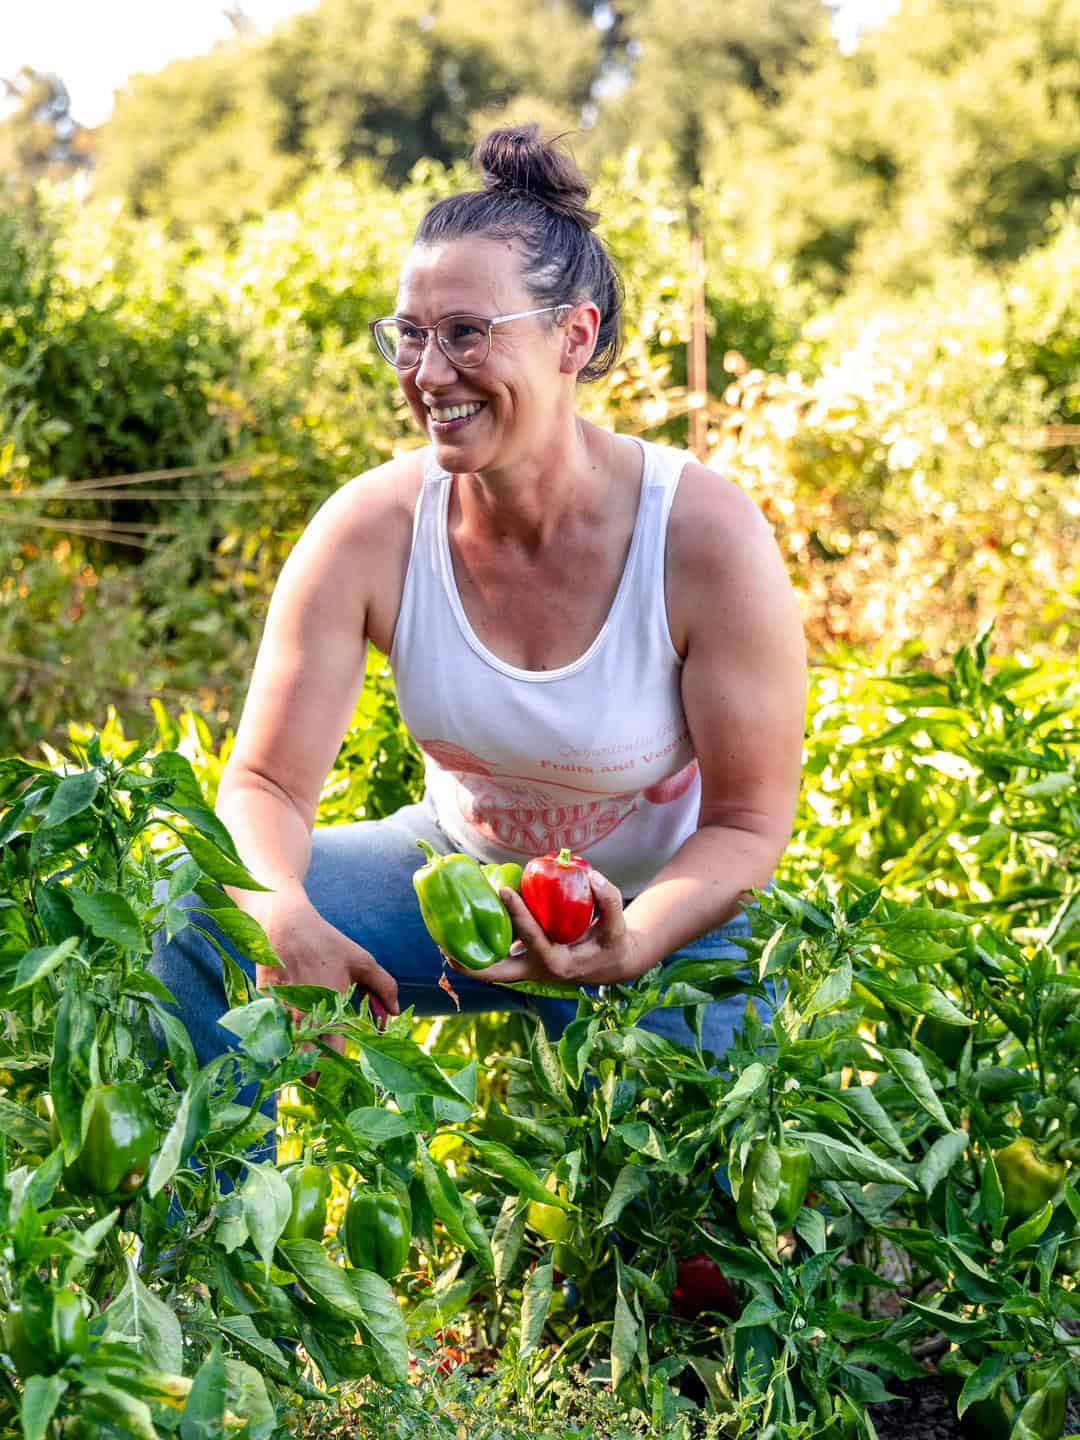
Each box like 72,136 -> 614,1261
432,436 -> 653,685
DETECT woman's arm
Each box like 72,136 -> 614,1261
213,462 -> 418,1003
619,462 -> 807,969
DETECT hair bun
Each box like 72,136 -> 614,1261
474,125 -> 599,230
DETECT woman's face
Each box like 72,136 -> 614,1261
393,235 -> 569,471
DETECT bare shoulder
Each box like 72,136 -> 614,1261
285,450 -> 426,652
666,458 -> 798,657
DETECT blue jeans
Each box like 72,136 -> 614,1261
150,797 -> 753,1076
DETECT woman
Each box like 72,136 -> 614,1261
153,125 -> 806,1063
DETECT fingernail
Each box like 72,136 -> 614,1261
509,940 -> 526,956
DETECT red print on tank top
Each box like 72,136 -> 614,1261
418,741 -> 696,854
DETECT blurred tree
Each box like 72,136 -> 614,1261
702,0 -> 1080,293
94,0 -> 600,227
0,67 -> 91,202
585,0 -> 834,197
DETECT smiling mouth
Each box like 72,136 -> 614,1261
428,401 -> 487,424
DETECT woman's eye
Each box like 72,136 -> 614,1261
448,321 -> 483,341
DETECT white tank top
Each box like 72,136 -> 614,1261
388,438 -> 700,896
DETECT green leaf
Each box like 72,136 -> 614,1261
68,891 -> 143,951
417,1138 -> 493,1272
610,1277 -> 639,1391
957,1353 -> 1008,1418
798,1131 -> 918,1190
1005,1200 -> 1054,1252
43,771 -> 100,829
198,906 -> 283,971
12,936 -> 79,992
600,1163 -> 649,1227
492,1195 -> 527,1297
346,1107 -> 417,1143
879,1047 -> 952,1128
345,1268 -> 409,1385
980,1153 -> 1005,1234
860,974 -> 971,1024
715,1062 -> 769,1125
464,1133 -> 576,1208
20,1375 -> 67,1440
883,908 -> 975,933
180,1341 -> 228,1440
171,827 -> 268,889
804,956 -> 853,1017
520,1260 -> 553,1359
78,1378 -> 158,1440
105,1260 -> 184,1373
220,996 -> 292,1066
917,1131 -> 969,1196
355,1030 -> 469,1103
242,1164 -> 293,1277
827,1084 -> 910,1158
148,1067 -> 214,1197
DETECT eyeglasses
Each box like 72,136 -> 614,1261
369,305 -> 571,370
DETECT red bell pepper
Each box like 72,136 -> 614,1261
671,1253 -> 741,1320
521,849 -> 594,944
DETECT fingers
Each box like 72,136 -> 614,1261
588,869 -> 625,935
348,950 -> 400,1016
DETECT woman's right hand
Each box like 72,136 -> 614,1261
250,890 -> 399,1026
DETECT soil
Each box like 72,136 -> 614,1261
868,1375 -> 1080,1440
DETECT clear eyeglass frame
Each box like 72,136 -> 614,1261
369,304 -> 572,370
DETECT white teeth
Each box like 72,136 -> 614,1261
430,401 -> 485,422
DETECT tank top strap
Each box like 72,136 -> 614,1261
632,439 -> 690,661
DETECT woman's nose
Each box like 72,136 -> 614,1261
414,333 -> 459,387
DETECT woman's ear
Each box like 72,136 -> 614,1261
559,301 -> 601,377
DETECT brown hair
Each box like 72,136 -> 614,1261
414,125 -> 623,382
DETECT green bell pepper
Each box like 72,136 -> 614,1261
50,1289 -> 88,1363
2,1302 -> 38,1379
58,1083 -> 158,1196
993,1136 -> 1066,1221
343,1184 -> 411,1279
736,1136 -> 811,1249
282,1161 -> 332,1242
1019,1362 -> 1068,1440
526,1173 -> 572,1244
482,862 -> 523,894
938,1347 -> 1015,1440
919,1015 -> 970,1068
413,840 -> 514,970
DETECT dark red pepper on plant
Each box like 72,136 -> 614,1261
521,849 -> 594,944
671,1253 -> 740,1320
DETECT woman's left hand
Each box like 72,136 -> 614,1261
447,869 -> 648,987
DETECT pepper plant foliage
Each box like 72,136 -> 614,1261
0,628 -> 1078,1439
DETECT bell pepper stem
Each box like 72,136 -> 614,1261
416,839 -> 441,863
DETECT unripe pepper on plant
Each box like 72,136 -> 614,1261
525,1172 -> 572,1245
50,1289 -> 88,1363
993,1137 -> 1066,1221
2,1303 -> 38,1379
521,849 -> 594,944
736,1136 -> 811,1247
413,840 -> 513,969
343,1183 -> 411,1279
1022,1362 -> 1068,1440
55,1082 -> 157,1196
282,1159 -> 332,1242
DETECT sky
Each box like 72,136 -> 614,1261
1,0 -> 901,130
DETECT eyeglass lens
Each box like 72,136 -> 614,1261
378,317 -> 489,369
